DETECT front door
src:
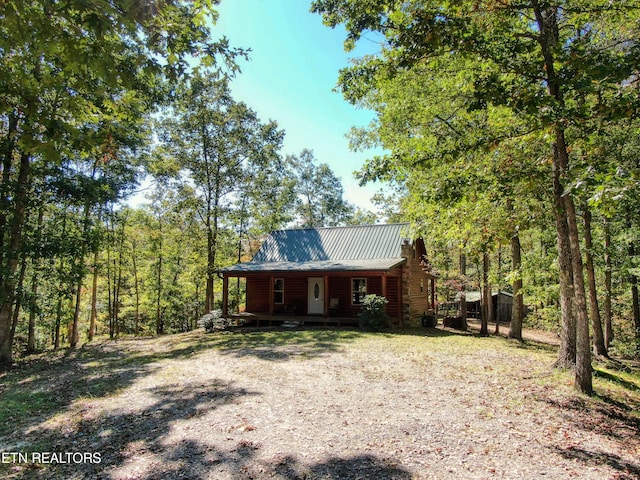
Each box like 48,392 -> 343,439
307,277 -> 324,315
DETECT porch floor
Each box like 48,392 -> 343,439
226,312 -> 359,327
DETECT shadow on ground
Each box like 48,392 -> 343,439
206,327 -> 366,361
541,391 -> 640,478
0,331 -> 222,440
5,361 -> 412,479
553,445 -> 640,479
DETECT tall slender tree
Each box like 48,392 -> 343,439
159,75 -> 286,313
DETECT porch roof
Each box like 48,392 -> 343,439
221,257 -> 406,274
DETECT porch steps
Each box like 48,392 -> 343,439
281,320 -> 303,328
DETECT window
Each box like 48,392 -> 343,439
274,278 -> 284,304
352,278 -> 367,305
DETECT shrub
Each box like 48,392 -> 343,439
198,310 -> 225,333
358,294 -> 390,331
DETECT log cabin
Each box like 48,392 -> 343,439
219,223 -> 436,326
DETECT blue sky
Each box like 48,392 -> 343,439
214,0 -> 383,211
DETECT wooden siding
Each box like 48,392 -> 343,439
385,276 -> 401,321
246,276 -> 270,313
243,270 -> 403,321
401,241 -> 436,326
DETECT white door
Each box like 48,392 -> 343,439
307,277 -> 324,315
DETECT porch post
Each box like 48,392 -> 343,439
323,275 -> 329,317
222,275 -> 229,316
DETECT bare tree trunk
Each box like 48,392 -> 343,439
9,257 -> 27,352
0,152 -> 30,367
629,220 -> 640,355
155,223 -> 164,335
603,219 -> 613,348
27,206 -> 44,353
27,269 -> 39,353
106,231 -> 115,340
553,164 -> 576,369
481,251 -> 490,336
70,200 -> 93,349
583,203 -> 607,357
533,5 -> 591,392
88,250 -> 99,341
131,240 -> 140,335
459,250 -> 468,330
114,244 -> 123,338
54,295 -> 63,350
509,233 -> 524,341
557,137 -> 592,394
70,276 -> 83,348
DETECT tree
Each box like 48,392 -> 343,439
291,149 -> 355,227
312,0 -> 640,393
159,75 -> 286,313
0,0 -> 239,365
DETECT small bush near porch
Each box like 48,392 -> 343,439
358,294 -> 390,331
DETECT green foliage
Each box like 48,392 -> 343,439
313,0 -> 640,360
0,0 -> 243,363
358,294 -> 389,331
290,149 -> 358,227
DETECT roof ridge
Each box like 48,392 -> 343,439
272,222 -> 408,233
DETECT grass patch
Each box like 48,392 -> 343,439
0,390 -> 59,436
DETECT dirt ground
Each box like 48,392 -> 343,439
1,326 -> 639,480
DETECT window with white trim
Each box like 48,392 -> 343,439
352,278 -> 367,305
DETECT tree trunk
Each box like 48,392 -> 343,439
114,242 -> 123,338
459,250 -> 468,330
0,113 -> 19,269
132,240 -> 140,336
534,6 -> 579,372
70,200 -> 93,349
70,275 -> 83,349
27,206 -> 44,353
553,162 -> 576,369
0,152 -> 31,367
481,251 -> 490,336
509,233 -> 524,341
88,250 -> 99,341
54,294 -> 63,350
556,134 -> 592,394
107,231 -> 115,340
629,224 -> 640,355
155,222 -> 164,335
582,203 -> 607,357
603,218 -> 613,348
27,268 -> 39,354
9,257 -> 28,352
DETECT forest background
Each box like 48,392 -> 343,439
0,1 -> 639,395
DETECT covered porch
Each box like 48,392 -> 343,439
220,270 -> 407,325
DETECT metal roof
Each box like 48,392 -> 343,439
222,223 -> 411,273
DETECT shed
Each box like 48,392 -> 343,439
454,290 -> 514,323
